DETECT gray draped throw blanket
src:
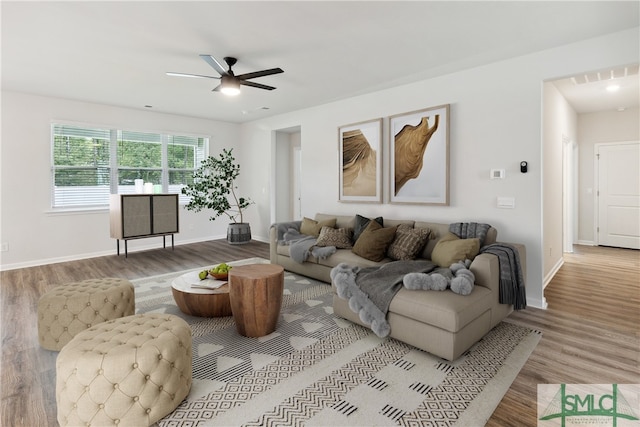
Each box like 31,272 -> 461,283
272,221 -> 302,244
331,260 -> 441,337
449,222 -> 526,310
480,243 -> 527,310
280,228 -> 337,263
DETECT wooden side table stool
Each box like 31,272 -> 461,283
229,264 -> 284,337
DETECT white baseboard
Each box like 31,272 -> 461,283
526,296 -> 548,309
0,236 -> 219,271
544,257 -> 564,290
576,240 -> 596,246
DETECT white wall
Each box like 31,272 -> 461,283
0,91 -> 241,269
239,27 -> 639,309
1,28 -> 637,309
577,107 -> 640,244
542,82 -> 578,284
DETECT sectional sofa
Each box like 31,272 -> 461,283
269,213 -> 526,360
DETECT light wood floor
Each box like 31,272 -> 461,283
1,242 -> 638,426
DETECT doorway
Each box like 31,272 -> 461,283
272,126 -> 302,224
563,136 -> 578,253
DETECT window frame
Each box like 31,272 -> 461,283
51,121 -> 208,210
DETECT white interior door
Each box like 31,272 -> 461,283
597,141 -> 640,249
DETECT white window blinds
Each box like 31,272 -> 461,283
51,124 -> 208,208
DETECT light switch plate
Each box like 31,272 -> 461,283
497,197 -> 515,208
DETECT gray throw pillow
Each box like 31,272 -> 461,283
352,214 -> 383,243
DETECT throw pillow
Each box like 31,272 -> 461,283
431,232 -> 480,268
387,224 -> 433,260
315,226 -> 353,249
300,217 -> 336,237
352,220 -> 398,262
352,214 -> 384,243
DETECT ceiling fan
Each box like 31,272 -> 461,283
167,54 -> 284,96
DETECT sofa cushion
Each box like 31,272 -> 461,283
317,248 -> 388,269
352,214 -> 384,243
352,220 -> 398,262
431,232 -> 480,267
315,213 -> 355,230
300,216 -> 336,237
316,226 -> 353,248
389,285 -> 493,333
387,224 -> 433,260
383,219 -> 415,229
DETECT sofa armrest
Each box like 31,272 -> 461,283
470,253 -> 500,292
269,221 -> 302,264
470,242 -> 526,294
269,225 -> 279,264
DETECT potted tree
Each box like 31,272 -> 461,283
181,148 -> 254,244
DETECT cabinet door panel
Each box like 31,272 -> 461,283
153,195 -> 179,234
122,196 -> 151,237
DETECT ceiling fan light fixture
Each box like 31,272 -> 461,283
220,76 -> 241,96
606,83 -> 620,93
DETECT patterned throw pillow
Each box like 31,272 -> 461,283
387,224 -> 433,260
300,217 -> 337,237
315,226 -> 353,248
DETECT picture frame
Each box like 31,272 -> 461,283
338,118 -> 383,202
389,104 -> 450,205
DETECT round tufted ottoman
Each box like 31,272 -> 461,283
38,277 -> 135,351
56,313 -> 192,427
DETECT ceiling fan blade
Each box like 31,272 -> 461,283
199,54 -> 228,76
166,72 -> 220,79
240,80 -> 277,91
212,84 -> 222,92
236,68 -> 284,81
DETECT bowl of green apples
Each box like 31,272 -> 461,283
208,262 -> 232,280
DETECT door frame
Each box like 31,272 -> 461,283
562,136 -> 578,253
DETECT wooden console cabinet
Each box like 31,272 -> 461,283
110,194 -> 179,257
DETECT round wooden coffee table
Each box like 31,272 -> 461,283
171,271 -> 232,317
229,264 -> 284,337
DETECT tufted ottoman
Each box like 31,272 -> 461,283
38,277 -> 135,351
56,313 -> 192,427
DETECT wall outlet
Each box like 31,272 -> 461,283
0,243 -> 8,252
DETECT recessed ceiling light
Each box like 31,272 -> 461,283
617,107 -> 626,112
606,84 -> 620,92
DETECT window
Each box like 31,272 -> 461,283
52,124 -> 207,208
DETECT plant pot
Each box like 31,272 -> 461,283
227,223 -> 251,245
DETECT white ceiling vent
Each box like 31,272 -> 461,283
571,65 -> 639,85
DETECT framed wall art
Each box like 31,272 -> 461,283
389,104 -> 450,205
338,118 -> 382,202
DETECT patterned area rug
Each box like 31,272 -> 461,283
134,260 -> 540,427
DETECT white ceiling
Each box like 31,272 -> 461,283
2,1 -> 638,123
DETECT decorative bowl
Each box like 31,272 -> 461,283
209,272 -> 229,280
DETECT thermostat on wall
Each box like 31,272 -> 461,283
490,169 -> 505,179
